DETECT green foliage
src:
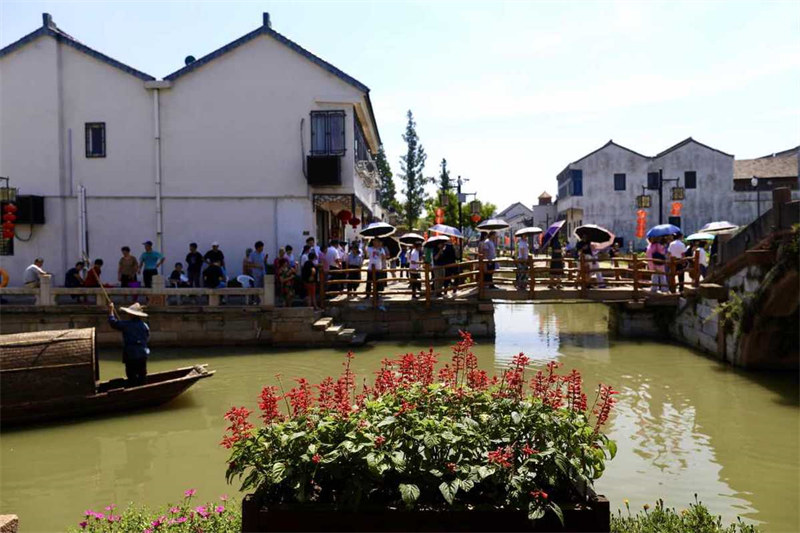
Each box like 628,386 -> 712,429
438,158 -> 451,191
709,291 -> 746,334
422,191 -> 498,231
375,145 -> 398,212
399,110 -> 430,228
611,497 -> 759,533
223,335 -> 618,524
67,491 -> 240,532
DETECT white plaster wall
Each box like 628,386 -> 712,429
0,35 -> 61,195
160,33 -> 366,199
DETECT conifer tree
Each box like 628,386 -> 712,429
375,146 -> 397,211
399,110 -> 429,228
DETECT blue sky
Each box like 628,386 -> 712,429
2,1 -> 798,210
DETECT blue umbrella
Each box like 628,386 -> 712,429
428,224 -> 464,239
540,220 -> 565,250
646,224 -> 681,239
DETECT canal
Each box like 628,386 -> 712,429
1,304 -> 797,532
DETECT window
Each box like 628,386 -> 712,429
85,123 -> 106,158
647,171 -> 660,190
684,171 -> 697,189
614,173 -> 626,191
354,116 -> 369,161
310,111 -> 345,155
570,169 -> 583,196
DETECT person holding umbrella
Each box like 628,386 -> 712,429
345,240 -> 363,297
515,235 -> 530,290
408,241 -> 423,299
479,231 -> 498,289
548,237 -> 564,289
365,238 -> 387,297
574,225 -> 614,289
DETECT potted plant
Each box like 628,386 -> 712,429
222,333 -> 618,532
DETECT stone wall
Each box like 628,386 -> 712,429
669,297 -> 724,358
607,303 -> 672,339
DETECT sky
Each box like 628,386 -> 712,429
2,0 -> 799,211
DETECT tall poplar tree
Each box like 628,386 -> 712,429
399,110 -> 428,228
375,145 -> 397,211
438,158 -> 451,191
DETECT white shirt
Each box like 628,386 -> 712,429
367,246 -> 386,270
667,240 -> 687,259
409,249 -> 421,271
697,248 -> 708,267
517,240 -> 529,260
23,263 -> 46,284
325,247 -> 340,269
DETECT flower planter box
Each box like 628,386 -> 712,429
241,494 -> 610,532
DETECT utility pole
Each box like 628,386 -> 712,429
457,176 -> 463,236
658,168 -> 664,225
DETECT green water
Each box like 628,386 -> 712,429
1,304 -> 798,532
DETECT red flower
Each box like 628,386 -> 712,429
220,406 -> 254,449
374,435 -> 386,447
311,453 -> 322,464
258,386 -> 284,424
521,443 -> 539,456
395,400 -> 417,416
446,462 -> 458,473
487,446 -> 514,468
530,490 -> 548,500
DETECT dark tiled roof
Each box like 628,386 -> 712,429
757,145 -> 799,159
656,137 -> 733,158
0,14 -> 155,81
734,154 -> 798,180
163,15 -> 380,145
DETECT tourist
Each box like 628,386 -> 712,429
64,261 -> 85,288
302,252 -> 320,310
278,258 -> 295,307
667,233 -> 687,293
576,233 -> 608,289
84,259 -> 104,287
242,247 -> 253,277
118,246 -> 139,288
399,247 -> 408,278
138,241 -> 164,289
203,260 -> 226,289
697,241 -> 709,278
408,241 -> 423,299
646,238 -> 668,292
185,243 -> 204,288
516,236 -> 530,290
107,302 -> 150,387
305,237 -> 321,260
169,262 -> 189,288
365,238 -> 387,296
479,232 -> 498,289
300,244 -> 311,268
23,258 -> 47,288
249,241 -> 267,288
324,241 -> 341,292
346,241 -> 363,297
433,242 -> 447,297
285,245 -> 296,269
204,242 -> 225,268
548,237 -> 564,289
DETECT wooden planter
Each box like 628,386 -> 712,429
241,494 -> 610,532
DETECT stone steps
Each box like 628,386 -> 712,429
313,317 -> 334,330
324,324 -> 343,340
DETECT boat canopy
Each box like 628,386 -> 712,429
1,328 -> 98,404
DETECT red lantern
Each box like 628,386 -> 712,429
636,209 -> 647,220
670,202 -> 682,216
435,216 -> 444,224
2,212 -> 16,223
471,213 -> 481,223
349,217 -> 360,228
435,208 -> 444,217
2,229 -> 13,239
3,204 -> 17,214
337,210 -> 352,223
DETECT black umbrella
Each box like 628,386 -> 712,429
399,232 -> 425,245
360,222 -> 396,238
424,235 -> 451,249
372,237 -> 400,260
574,224 -> 614,243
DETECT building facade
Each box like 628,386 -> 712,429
555,138 -> 735,247
0,13 -> 383,285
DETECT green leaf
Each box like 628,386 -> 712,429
307,443 -> 317,455
290,431 -> 307,441
606,439 -> 617,460
391,450 -> 406,469
271,462 -> 286,483
527,506 -> 545,521
377,416 -> 396,428
399,483 -> 420,507
549,502 -> 564,526
477,466 -> 494,479
511,411 -> 522,424
439,481 -> 455,505
429,468 -> 444,478
423,433 -> 440,448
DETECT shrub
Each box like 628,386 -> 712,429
223,332 -> 618,523
611,497 -> 759,533
67,490 -> 240,533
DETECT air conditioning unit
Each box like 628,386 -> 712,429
356,160 -> 378,187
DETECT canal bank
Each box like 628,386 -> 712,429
1,303 -> 797,532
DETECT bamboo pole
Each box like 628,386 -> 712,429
693,249 -> 701,288
528,256 -> 535,298
424,264 -> 431,307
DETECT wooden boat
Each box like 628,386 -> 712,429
1,328 -> 214,426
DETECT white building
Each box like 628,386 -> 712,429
0,13 -> 383,285
555,138 -> 735,247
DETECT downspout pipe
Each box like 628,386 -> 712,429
144,80 -> 172,268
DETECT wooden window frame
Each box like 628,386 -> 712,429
85,122 -> 106,158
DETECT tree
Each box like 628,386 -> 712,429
438,158 -> 451,192
375,145 -> 397,212
422,192 -> 497,232
399,110 -> 429,228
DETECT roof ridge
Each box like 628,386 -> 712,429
656,137 -> 733,158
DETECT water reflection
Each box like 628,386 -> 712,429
0,304 -> 797,532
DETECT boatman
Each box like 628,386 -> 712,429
108,302 -> 150,386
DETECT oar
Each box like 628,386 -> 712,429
82,253 -> 118,318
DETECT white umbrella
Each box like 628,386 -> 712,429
398,232 -> 425,245
477,218 -> 510,231
360,222 -> 396,238
515,227 -> 543,236
428,224 -> 464,239
686,232 -> 715,242
424,235 -> 451,248
700,221 -> 738,234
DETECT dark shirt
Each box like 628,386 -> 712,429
108,315 -> 150,361
203,264 -> 225,288
204,249 -> 225,266
186,251 -> 204,272
576,240 -> 592,256
169,270 -> 188,287
84,267 -> 102,287
65,268 -> 82,288
301,261 -> 316,284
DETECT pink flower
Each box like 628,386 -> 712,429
104,504 -> 116,511
170,507 -> 180,514
144,529 -> 152,533
184,488 -> 196,498
83,510 -> 93,517
219,494 -> 229,501
195,505 -> 209,518
108,515 -> 120,522
78,521 -> 87,529
94,513 -> 105,520
215,505 -> 225,513
176,517 -> 188,523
